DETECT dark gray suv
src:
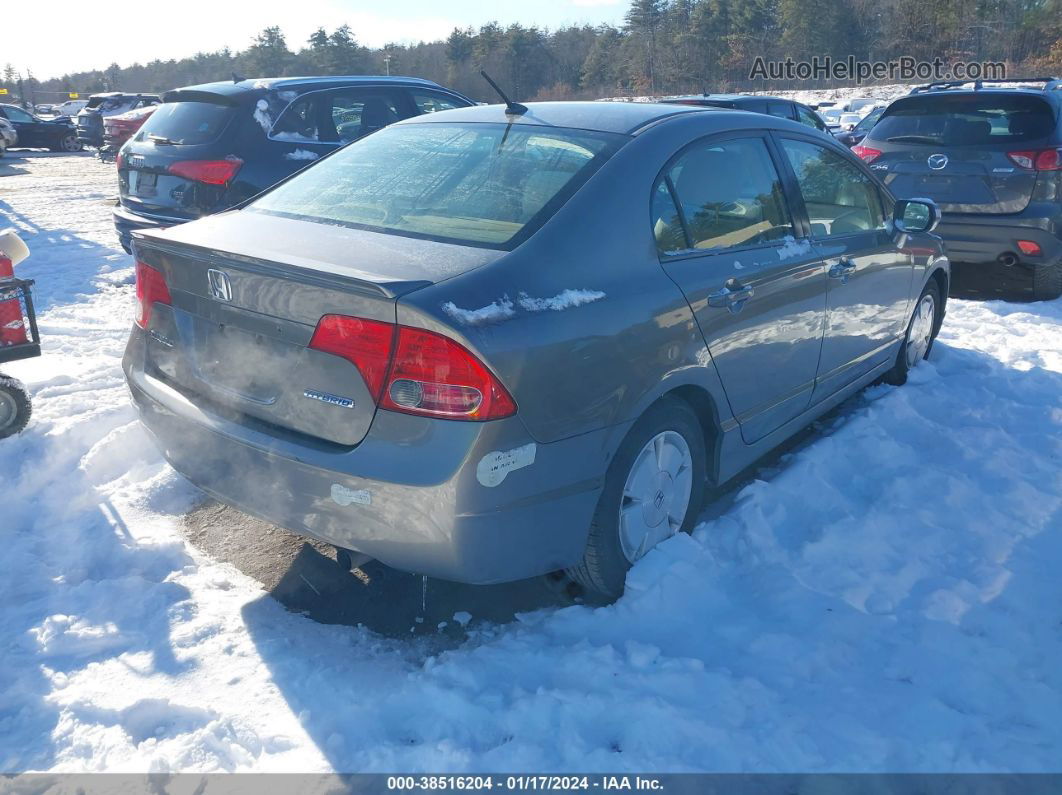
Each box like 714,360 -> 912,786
853,78 -> 1062,300
123,101 -> 948,601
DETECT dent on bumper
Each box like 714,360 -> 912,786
123,333 -> 608,584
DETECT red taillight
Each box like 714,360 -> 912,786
851,144 -> 881,163
134,261 -> 172,328
382,327 -> 517,420
168,157 -> 243,186
1007,148 -> 1062,171
116,152 -> 125,169
308,315 -> 395,401
307,315 -> 517,421
1017,240 -> 1042,256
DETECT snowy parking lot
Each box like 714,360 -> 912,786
1,151 -> 1061,773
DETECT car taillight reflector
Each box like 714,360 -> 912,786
307,315 -> 517,421
1017,240 -> 1042,256
168,157 -> 243,185
1007,148 -> 1062,171
135,261 -> 172,328
308,315 -> 396,401
851,144 -> 881,163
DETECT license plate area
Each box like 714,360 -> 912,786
194,322 -> 287,404
129,170 -> 158,197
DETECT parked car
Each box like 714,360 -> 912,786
820,107 -> 845,131
663,93 -> 830,133
838,112 -> 863,130
101,104 -> 157,160
0,104 -> 80,152
123,101 -> 948,601
0,117 -> 16,155
853,77 -> 1062,299
835,105 -> 886,147
75,93 -> 159,149
113,75 -> 474,253
34,104 -> 56,116
53,99 -> 89,118
842,97 -> 879,115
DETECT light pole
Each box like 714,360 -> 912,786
383,54 -> 391,76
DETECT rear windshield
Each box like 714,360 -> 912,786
137,101 -> 233,145
247,122 -> 624,248
871,94 -> 1055,146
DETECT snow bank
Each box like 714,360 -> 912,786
1,153 -> 1061,774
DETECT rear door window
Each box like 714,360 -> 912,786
412,92 -> 466,114
272,90 -> 406,144
871,95 -> 1055,146
656,136 -> 794,253
780,138 -> 887,237
138,101 -> 233,145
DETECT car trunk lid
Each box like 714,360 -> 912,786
133,211 -> 503,446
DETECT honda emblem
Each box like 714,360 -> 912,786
207,269 -> 232,302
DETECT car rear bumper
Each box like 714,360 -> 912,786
123,326 -> 609,584
937,209 -> 1062,267
113,205 -> 187,253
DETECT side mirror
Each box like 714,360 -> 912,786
894,198 -> 940,233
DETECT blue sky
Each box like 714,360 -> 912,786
7,0 -> 628,81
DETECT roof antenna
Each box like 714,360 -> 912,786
480,70 -> 527,115
232,72 -> 246,84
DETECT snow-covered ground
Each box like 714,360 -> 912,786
1,151 -> 1061,773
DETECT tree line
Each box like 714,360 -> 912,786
3,0 -> 1060,106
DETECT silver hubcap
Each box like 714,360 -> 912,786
64,135 -> 77,151
905,293 -> 936,369
0,389 -> 17,431
619,430 -> 694,563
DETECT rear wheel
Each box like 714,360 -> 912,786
0,375 -> 31,439
885,280 -> 940,386
566,397 -> 706,602
1032,262 -> 1062,302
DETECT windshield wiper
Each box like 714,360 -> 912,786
148,134 -> 178,145
886,135 -> 941,144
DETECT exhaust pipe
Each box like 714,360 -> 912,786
999,253 -> 1019,267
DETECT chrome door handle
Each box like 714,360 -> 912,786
708,283 -> 755,313
828,259 -> 857,283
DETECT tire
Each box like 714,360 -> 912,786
0,140 -> 6,158
884,279 -> 941,386
0,375 -> 31,439
1032,262 -> 1062,302
52,133 -> 81,153
566,397 -> 706,603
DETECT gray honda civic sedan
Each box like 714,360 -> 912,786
123,101 -> 948,600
